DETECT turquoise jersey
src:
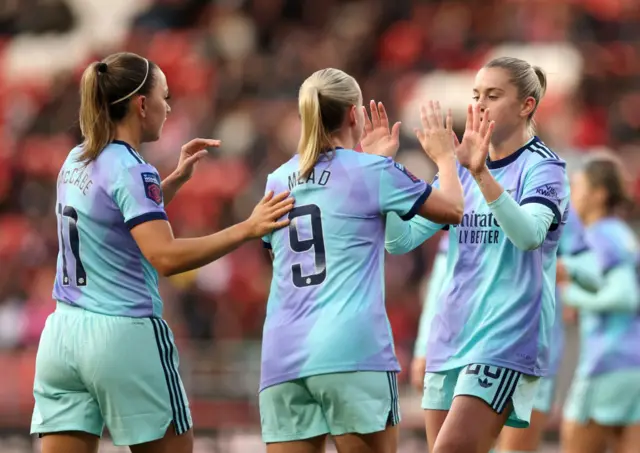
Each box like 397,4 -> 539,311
261,149 -> 431,391
576,218 -> 640,377
551,207 -> 594,375
52,141 -> 167,317
387,137 -> 570,377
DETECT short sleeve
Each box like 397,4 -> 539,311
427,173 -> 451,231
519,160 -> 569,230
111,164 -> 168,230
378,158 -> 432,220
262,174 -> 274,249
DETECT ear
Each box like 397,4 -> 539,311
348,105 -> 358,126
521,96 -> 537,119
134,95 -> 146,118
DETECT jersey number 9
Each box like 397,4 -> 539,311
288,204 -> 326,288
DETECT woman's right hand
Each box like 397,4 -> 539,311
244,191 -> 295,238
360,100 -> 401,159
415,101 -> 455,166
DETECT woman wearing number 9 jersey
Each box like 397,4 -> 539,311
31,52 -> 293,453
259,68 -> 464,453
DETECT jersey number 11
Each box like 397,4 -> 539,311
57,203 -> 87,287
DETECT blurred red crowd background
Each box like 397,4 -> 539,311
0,0 -> 638,438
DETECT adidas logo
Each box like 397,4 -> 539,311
478,377 -> 493,388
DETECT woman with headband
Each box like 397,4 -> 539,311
30,52 -> 294,453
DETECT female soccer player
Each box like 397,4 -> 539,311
410,235 -> 450,392
494,206 -> 601,453
561,156 -> 640,453
384,56 -> 570,453
259,68 -> 465,453
30,52 -> 294,453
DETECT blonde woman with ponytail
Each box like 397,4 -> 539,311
31,52 -> 293,453
259,67 -> 464,453
384,57 -> 572,453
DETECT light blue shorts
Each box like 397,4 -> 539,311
31,302 -> 192,446
532,375 -> 557,414
422,364 -> 540,428
259,371 -> 400,443
563,369 -> 640,426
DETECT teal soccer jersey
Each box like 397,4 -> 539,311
549,207 -> 592,375
260,148 -> 431,391
53,141 -> 166,317
577,218 -> 640,377
424,137 -> 570,376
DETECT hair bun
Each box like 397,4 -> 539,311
96,62 -> 108,74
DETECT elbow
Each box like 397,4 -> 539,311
582,275 -> 603,293
514,238 -> 544,252
148,253 -> 181,277
444,203 -> 464,225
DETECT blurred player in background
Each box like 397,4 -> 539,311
384,56 -> 570,453
30,52 -> 293,453
259,68 -> 465,453
494,206 -> 602,452
561,156 -> 640,453
410,235 -> 449,392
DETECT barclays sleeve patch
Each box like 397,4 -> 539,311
141,172 -> 163,205
393,161 -> 421,184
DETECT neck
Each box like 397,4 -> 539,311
582,209 -> 608,226
330,131 -> 355,150
114,122 -> 142,151
489,128 -> 532,162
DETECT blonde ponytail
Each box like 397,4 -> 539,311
298,86 -> 331,179
296,68 -> 362,180
78,62 -> 115,163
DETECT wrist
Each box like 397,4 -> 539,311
435,155 -> 456,168
236,219 -> 256,241
470,165 -> 489,180
166,171 -> 188,186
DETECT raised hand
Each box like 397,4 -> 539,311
360,100 -> 401,158
414,101 -> 455,165
173,138 -> 221,183
245,190 -> 295,238
456,104 -> 495,175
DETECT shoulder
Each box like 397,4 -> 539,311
97,143 -> 161,196
98,141 -> 153,173
266,155 -> 299,186
590,219 -> 638,264
521,137 -> 566,173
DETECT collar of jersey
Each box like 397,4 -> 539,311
112,139 -> 146,163
486,136 -> 539,170
112,139 -> 136,150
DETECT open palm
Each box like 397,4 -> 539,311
456,104 -> 495,175
360,100 -> 401,158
